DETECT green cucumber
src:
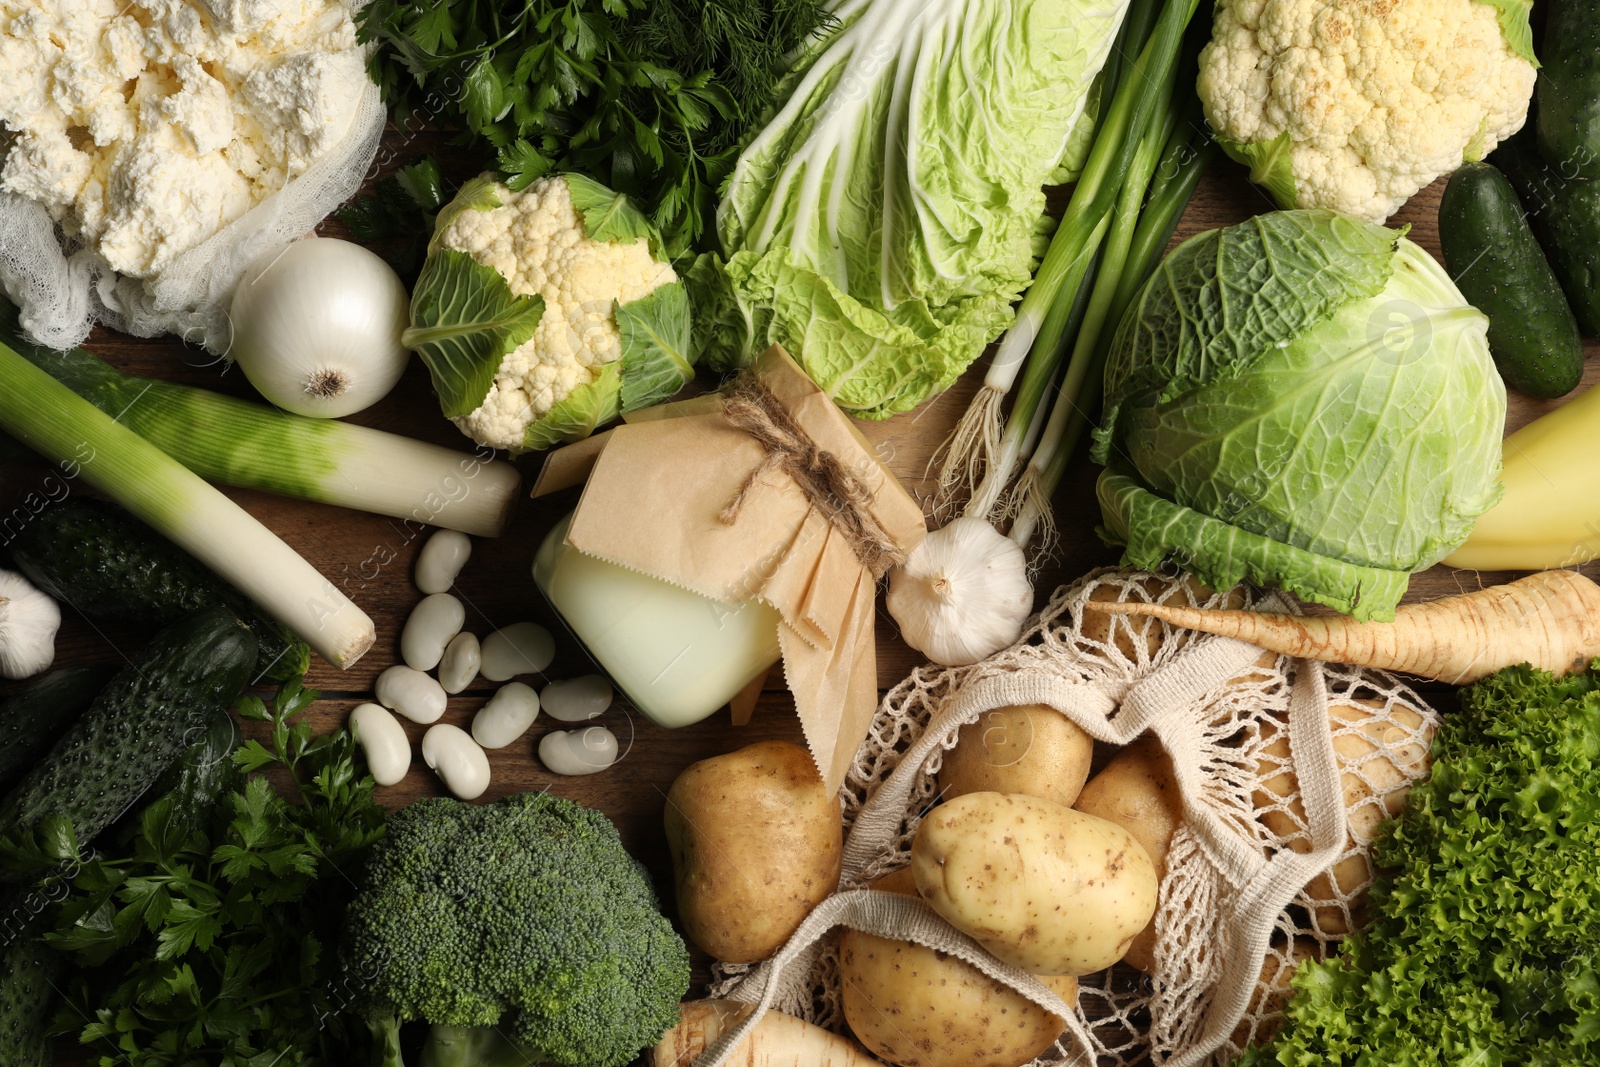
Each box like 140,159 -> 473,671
0,665 -> 114,796
0,935 -> 59,1067
1536,0 -> 1600,179
1493,132 -> 1600,336
150,708 -> 243,838
1438,162 -> 1585,397
0,607 -> 257,876
9,499 -> 308,683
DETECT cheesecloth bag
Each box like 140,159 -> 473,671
698,569 -> 1438,1067
0,0 -> 386,354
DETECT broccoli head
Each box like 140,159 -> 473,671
341,791 -> 689,1067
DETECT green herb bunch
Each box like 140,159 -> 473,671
354,0 -> 834,257
1243,663 -> 1600,1066
44,679 -> 387,1067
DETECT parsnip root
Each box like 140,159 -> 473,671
650,1000 -> 885,1067
1080,570 -> 1600,684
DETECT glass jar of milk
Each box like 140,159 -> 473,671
532,513 -> 782,728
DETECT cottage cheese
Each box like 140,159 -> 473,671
0,0 -> 366,278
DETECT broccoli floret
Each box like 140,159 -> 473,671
341,792 -> 689,1067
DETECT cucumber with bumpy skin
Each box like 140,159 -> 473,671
0,934 -> 59,1067
0,665 -> 114,795
1494,132 -> 1600,336
1537,0 -> 1600,180
1439,162 -> 1585,397
150,708 -> 243,838
9,499 -> 308,683
0,607 -> 257,876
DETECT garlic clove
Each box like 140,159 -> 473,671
886,516 -> 1033,667
0,568 -> 61,680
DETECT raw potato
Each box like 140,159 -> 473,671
1072,735 -> 1182,973
840,866 -> 1077,1067
664,741 -> 842,963
650,999 -> 879,1066
912,792 -> 1158,975
1230,939 -> 1317,1050
1253,698 -> 1435,935
938,704 -> 1094,810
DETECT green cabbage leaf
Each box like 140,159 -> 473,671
694,0 -> 1130,417
1092,210 -> 1505,620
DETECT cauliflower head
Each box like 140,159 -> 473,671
1198,0 -> 1537,222
405,173 -> 694,453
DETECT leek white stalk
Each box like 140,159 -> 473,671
229,237 -> 412,419
0,339 -> 376,668
9,335 -> 520,537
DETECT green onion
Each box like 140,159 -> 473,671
6,334 -> 522,538
0,339 -> 377,669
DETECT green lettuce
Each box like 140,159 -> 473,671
1091,210 -> 1505,620
693,0 -> 1130,417
1243,663 -> 1600,1067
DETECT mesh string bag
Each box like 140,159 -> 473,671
0,1 -> 386,354
699,568 -> 1438,1067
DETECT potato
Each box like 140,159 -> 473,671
664,740 -> 842,963
651,999 -> 880,1066
1229,939 -> 1316,1050
1071,735 -> 1182,973
840,867 -> 1078,1067
911,792 -> 1158,975
938,704 -> 1094,810
1253,699 -> 1435,935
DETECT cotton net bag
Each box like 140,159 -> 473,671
0,1 -> 385,355
698,568 -> 1439,1067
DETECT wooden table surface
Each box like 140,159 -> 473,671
3,131 -> 1598,1013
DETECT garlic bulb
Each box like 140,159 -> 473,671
0,568 -> 61,679
229,237 -> 411,418
886,516 -> 1033,666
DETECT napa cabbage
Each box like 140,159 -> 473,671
1090,210 -> 1505,620
689,0 -> 1132,418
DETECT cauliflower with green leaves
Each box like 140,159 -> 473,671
1198,0 -> 1537,222
403,174 -> 696,453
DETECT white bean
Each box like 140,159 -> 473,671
349,703 -> 410,786
540,675 -> 613,722
480,622 -> 554,681
538,726 -> 618,776
472,682 -> 540,749
375,664 -> 447,724
439,632 -> 480,694
402,593 -> 465,671
415,530 -> 472,594
422,723 -> 491,800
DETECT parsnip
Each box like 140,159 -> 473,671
650,1000 -> 884,1067
1081,570 -> 1600,683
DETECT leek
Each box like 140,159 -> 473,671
1,312 -> 521,538
0,339 -> 376,669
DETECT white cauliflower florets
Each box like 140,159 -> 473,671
1199,0 -> 1537,221
437,177 -> 678,452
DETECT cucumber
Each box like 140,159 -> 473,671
8,499 -> 309,683
0,607 -> 257,876
0,665 -> 114,796
0,935 -> 59,1067
150,708 -> 243,838
1536,0 -> 1600,180
1438,162 -> 1585,397
1493,132 -> 1600,336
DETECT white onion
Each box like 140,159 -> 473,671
228,237 -> 411,418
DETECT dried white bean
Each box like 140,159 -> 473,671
401,593 -> 465,671
540,675 -> 612,722
349,703 -> 410,786
471,682 -> 540,749
422,723 -> 491,800
480,622 -> 554,681
415,530 -> 472,594
538,726 -> 618,776
439,632 -> 480,694
375,664 -> 447,724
